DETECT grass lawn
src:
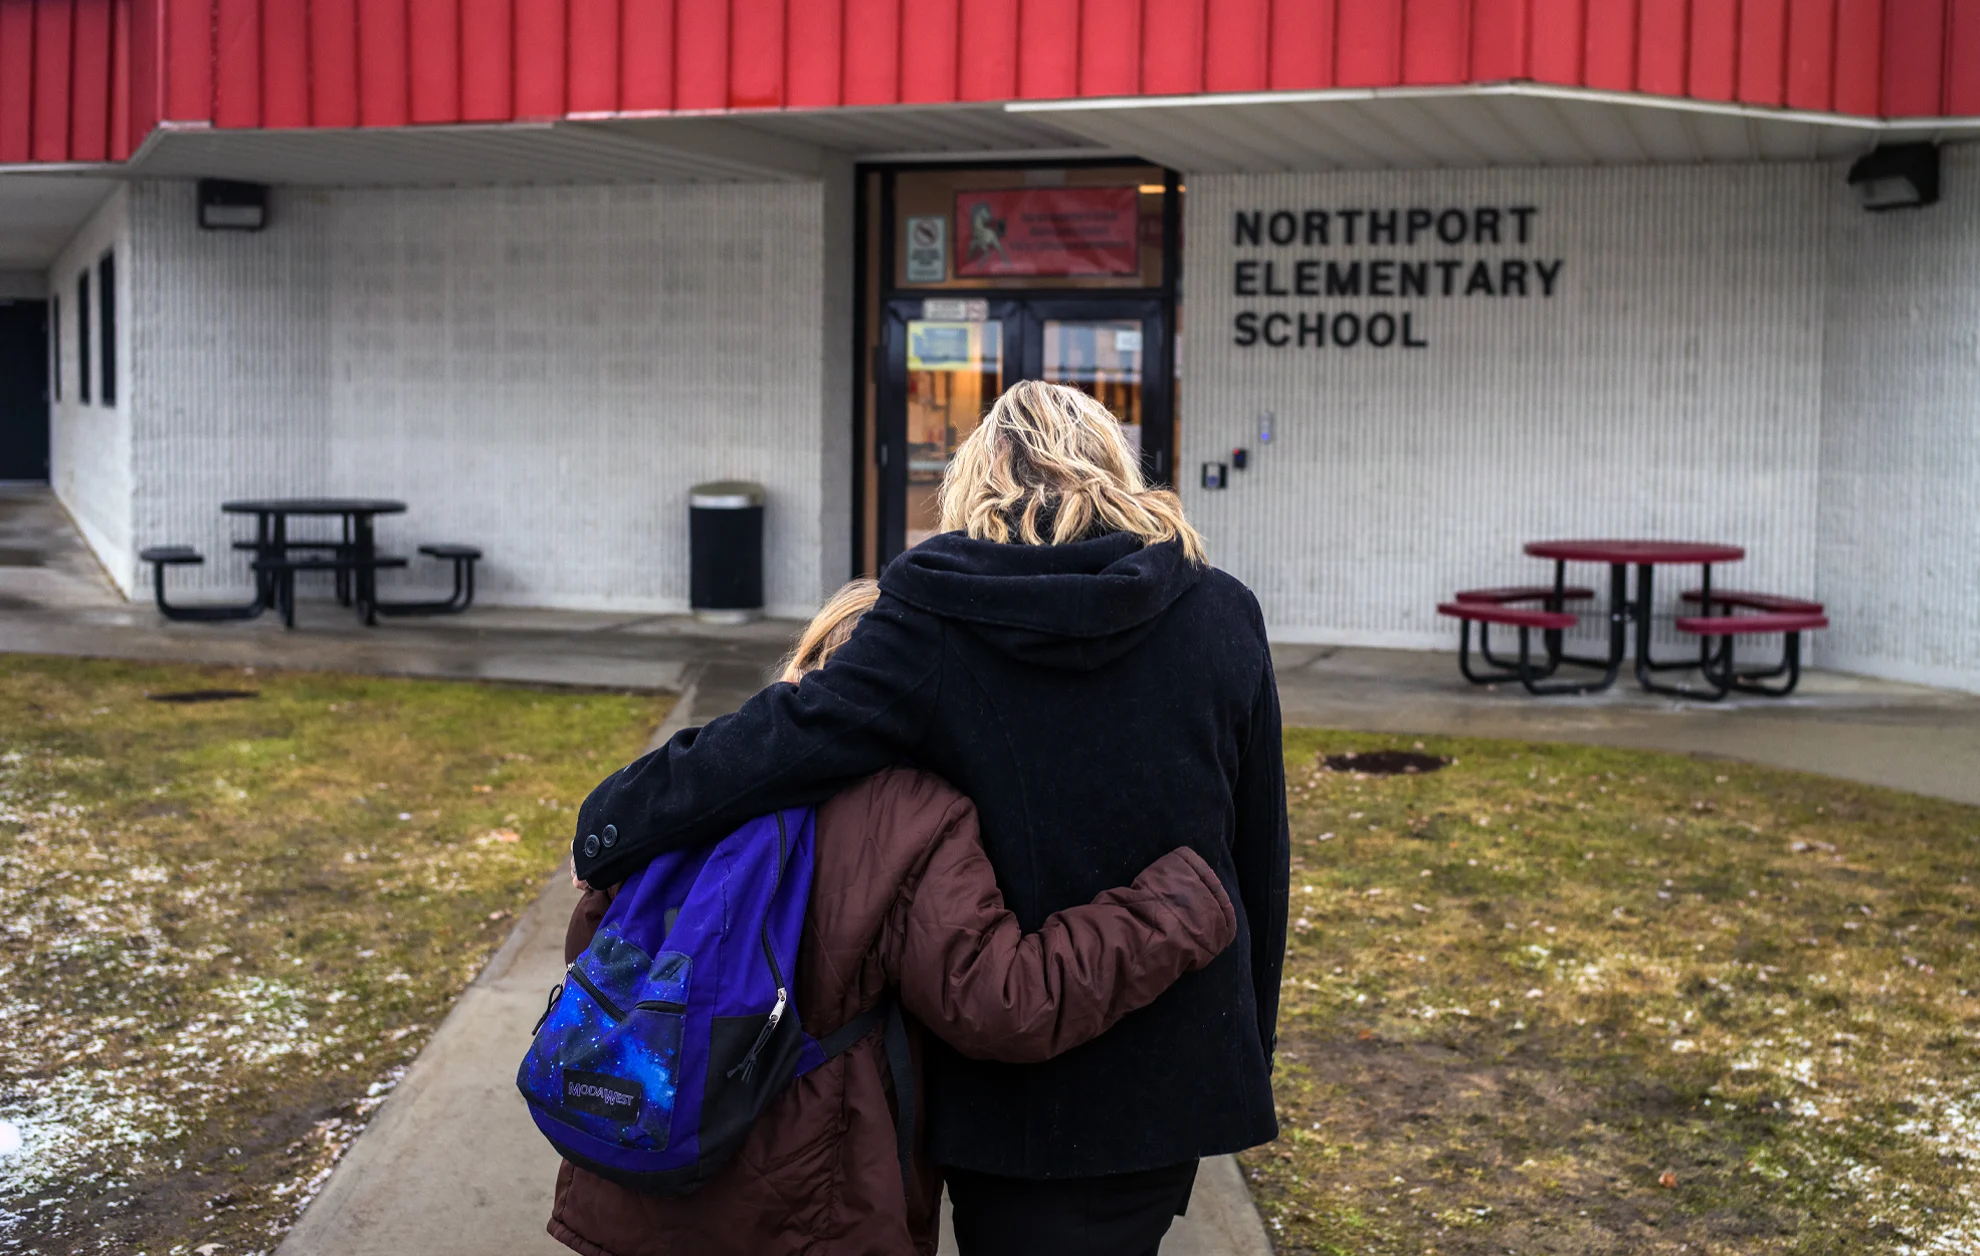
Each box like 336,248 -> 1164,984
1245,730 -> 1980,1256
0,656 -> 667,1256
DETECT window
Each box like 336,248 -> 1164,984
97,252 -> 115,405
50,294 -> 60,401
76,272 -> 90,405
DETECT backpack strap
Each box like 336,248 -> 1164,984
816,992 -> 917,1193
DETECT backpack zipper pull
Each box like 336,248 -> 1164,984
728,987 -> 788,1083
532,976 -> 567,1036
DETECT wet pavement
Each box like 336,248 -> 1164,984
1271,642 -> 1980,808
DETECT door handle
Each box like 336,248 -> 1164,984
879,444 -> 889,469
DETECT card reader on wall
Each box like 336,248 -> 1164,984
1231,448 -> 1248,470
1201,462 -> 1228,490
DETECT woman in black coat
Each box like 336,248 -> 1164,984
572,380 -> 1288,1255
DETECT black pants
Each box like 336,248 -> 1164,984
945,1160 -> 1199,1256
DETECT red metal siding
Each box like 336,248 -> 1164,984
110,0 -> 130,156
1,3 -> 37,160
1831,0 -> 1882,113
1401,0 -> 1471,85
1688,0 -> 1739,100
726,0 -> 781,108
358,0 -> 411,126
1469,0 -> 1527,83
1585,0 -> 1639,90
1637,0 -> 1689,97
1205,0 -> 1272,92
261,0 -> 311,128
957,0 -> 1020,100
1336,0 -> 1404,86
1271,0 -> 1337,89
1529,0 -> 1586,84
0,0 -> 1974,167
1076,0 -> 1134,95
410,0 -> 464,123
461,0 -> 515,121
1950,0 -> 1980,114
1142,0 -> 1205,95
1016,0 -> 1076,98
842,0 -> 899,106
213,0 -> 258,130
70,0 -> 112,159
1882,0 -> 1946,117
1741,0 -> 1790,106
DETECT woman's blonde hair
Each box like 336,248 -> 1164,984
779,579 -> 881,683
936,380 -> 1206,563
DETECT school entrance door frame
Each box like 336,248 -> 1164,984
857,161 -> 1181,574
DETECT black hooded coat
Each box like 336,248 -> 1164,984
572,531 -> 1289,1178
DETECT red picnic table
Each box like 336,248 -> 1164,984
1441,538 -> 1828,699
1521,539 -> 1745,696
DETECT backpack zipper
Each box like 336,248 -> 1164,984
729,811 -> 792,1082
567,962 -> 627,1022
567,963 -> 688,1021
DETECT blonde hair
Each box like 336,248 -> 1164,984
937,380 -> 1206,563
780,579 -> 881,683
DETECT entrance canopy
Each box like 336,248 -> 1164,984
5,80 -> 1977,272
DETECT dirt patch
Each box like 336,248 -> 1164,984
147,688 -> 260,703
1320,749 -> 1449,776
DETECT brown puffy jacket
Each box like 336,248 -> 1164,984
547,766 -> 1237,1256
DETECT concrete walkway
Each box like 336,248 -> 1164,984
1271,642 -> 1980,808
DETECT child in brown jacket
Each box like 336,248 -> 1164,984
548,580 -> 1236,1256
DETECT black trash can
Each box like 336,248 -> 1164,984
689,481 -> 765,624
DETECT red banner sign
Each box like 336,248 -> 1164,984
953,187 -> 1141,278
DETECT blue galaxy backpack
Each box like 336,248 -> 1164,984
516,807 -> 913,1195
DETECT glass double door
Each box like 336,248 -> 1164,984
877,297 -> 1170,564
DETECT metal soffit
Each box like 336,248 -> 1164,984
125,119 -> 828,186
1007,84 -> 1980,172
114,106 -> 1108,188
726,106 -> 1101,159
0,173 -> 122,270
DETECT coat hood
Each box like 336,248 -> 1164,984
879,531 -> 1202,671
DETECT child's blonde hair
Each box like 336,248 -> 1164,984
779,579 -> 881,683
937,380 -> 1205,563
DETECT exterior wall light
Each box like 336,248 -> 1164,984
197,179 -> 269,231
1846,143 -> 1939,211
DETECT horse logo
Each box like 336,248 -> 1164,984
964,202 -> 1011,265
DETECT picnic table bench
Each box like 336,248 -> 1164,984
1438,539 -> 1827,700
139,497 -> 481,628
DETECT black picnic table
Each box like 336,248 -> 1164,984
141,497 -> 482,628
223,498 -> 407,625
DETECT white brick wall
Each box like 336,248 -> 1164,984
1817,146 -> 1980,692
48,186 -> 134,591
1183,164 -> 1830,655
122,178 -> 848,616
128,181 -> 332,599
